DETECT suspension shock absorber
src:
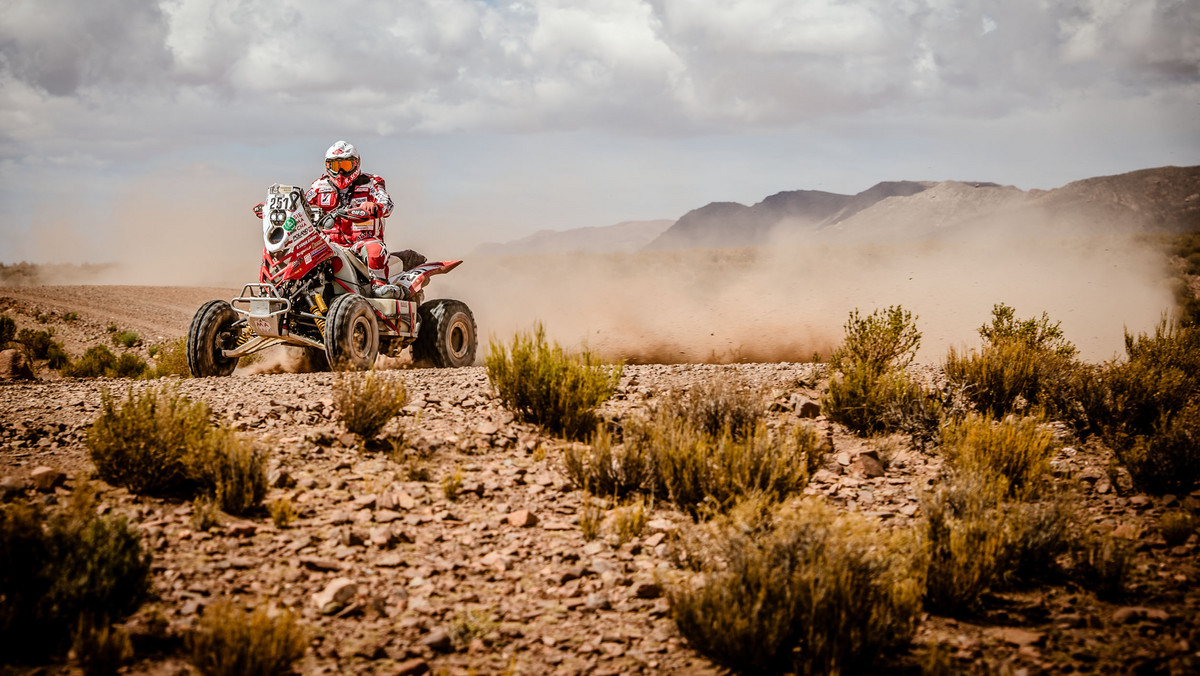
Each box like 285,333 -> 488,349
311,293 -> 328,334
235,325 -> 256,346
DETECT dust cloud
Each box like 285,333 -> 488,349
434,225 -> 1175,365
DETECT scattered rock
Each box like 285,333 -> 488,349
633,582 -> 662,599
29,466 -> 64,492
1113,607 -> 1170,624
507,509 -> 538,527
419,628 -> 453,653
312,578 -> 358,614
393,658 -> 431,676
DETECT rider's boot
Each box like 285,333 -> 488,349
372,280 -> 404,300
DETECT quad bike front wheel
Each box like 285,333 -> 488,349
412,299 -> 477,368
324,294 -> 379,371
187,300 -> 240,377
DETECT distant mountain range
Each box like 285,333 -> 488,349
479,166 -> 1200,255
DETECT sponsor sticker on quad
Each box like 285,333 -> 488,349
284,217 -> 296,231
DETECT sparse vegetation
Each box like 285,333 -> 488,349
628,411 -> 826,515
486,322 -> 622,440
63,344 -> 149,379
442,467 -> 464,501
72,614 -> 133,676
331,371 -> 408,442
186,598 -> 307,676
939,414 -> 1058,499
16,327 -> 59,361
562,427 -> 652,498
86,387 -> 267,513
63,311 -> 79,321
1100,318 -> 1200,494
579,497 -> 605,541
669,496 -> 924,675
1068,530 -> 1132,600
0,313 -> 15,346
186,426 -> 269,516
447,609 -> 497,650
0,485 -> 151,662
148,337 -> 190,378
191,498 -> 222,532
269,498 -> 297,529
668,377 -> 765,439
1159,510 -> 1197,547
831,305 -> 921,373
609,495 -> 649,544
87,387 -> 211,497
111,330 -> 141,348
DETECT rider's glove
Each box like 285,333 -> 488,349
344,202 -> 379,222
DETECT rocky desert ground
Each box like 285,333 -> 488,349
1,285 -> 1198,675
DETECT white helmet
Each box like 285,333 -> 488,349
324,140 -> 360,190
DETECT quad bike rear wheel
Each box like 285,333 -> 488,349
187,300 -> 240,377
324,294 -> 379,371
412,299 -> 477,368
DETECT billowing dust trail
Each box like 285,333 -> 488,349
438,233 -> 1175,364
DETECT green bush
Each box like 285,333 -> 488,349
63,344 -> 149,379
331,370 -> 408,442
939,414 -> 1058,499
486,323 -> 622,440
187,598 -> 307,676
47,344 -> 70,370
0,314 -> 15,346
1116,402 -> 1200,495
669,496 -> 924,675
831,305 -> 921,374
0,486 -> 151,662
977,303 -> 1076,357
627,411 -> 826,515
111,330 -> 141,348
824,360 -> 942,439
187,426 -> 268,516
149,337 -> 190,378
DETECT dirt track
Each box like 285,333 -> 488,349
1,286 -> 1198,675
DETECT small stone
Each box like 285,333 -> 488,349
419,628 -> 453,653
646,519 -> 675,532
300,556 -> 342,572
853,454 -> 885,478
797,399 -> 821,418
376,552 -> 404,568
633,582 -> 662,599
986,627 -> 1044,647
393,491 -> 417,510
393,658 -> 430,676
0,349 -> 35,380
226,522 -> 257,537
477,421 -> 499,436
312,578 -> 357,614
351,494 -> 377,511
29,466 -> 65,492
900,503 -> 919,517
1113,606 -> 1170,624
375,509 -> 402,523
585,592 -> 611,611
542,520 -> 571,530
836,451 -> 852,466
643,532 -> 666,548
0,476 -> 26,501
507,509 -> 538,527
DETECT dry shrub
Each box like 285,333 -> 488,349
939,414 -> 1058,499
191,498 -> 222,532
332,371 -> 408,442
668,377 -> 765,439
1159,510 -> 1197,547
64,344 -> 149,379
830,305 -> 921,373
1101,319 -> 1200,494
269,498 -> 297,529
88,387 -> 211,497
149,337 -> 190,378
187,598 -> 307,676
73,615 -> 133,676
977,303 -> 1076,357
0,313 -> 14,345
447,609 -> 497,650
921,471 -> 1080,614
579,497 -> 605,541
669,496 -> 924,675
824,361 -> 942,439
562,427 -> 652,498
629,412 -> 826,515
485,322 -> 622,440
1067,531 -> 1132,600
16,327 -> 57,360
87,387 -> 267,513
0,485 -> 151,662
187,426 -> 268,516
442,468 -> 464,501
608,495 -> 649,545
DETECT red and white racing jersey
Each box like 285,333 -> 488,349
305,172 -> 394,245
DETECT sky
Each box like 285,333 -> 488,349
1,0 -> 1198,269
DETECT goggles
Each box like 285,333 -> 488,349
326,158 -> 358,175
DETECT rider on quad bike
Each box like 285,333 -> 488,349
305,140 -> 404,299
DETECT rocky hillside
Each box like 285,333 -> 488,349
644,165 -> 1200,249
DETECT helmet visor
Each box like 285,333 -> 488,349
326,158 -> 358,176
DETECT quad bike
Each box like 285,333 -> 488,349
186,183 -> 476,376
